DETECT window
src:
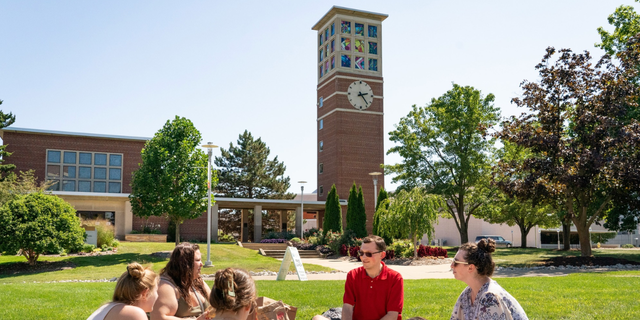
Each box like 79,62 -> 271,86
319,96 -> 323,108
319,185 -> 324,195
319,141 -> 323,152
46,149 -> 123,193
319,163 -> 323,174
319,119 -> 324,130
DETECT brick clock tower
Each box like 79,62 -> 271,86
312,7 -> 387,233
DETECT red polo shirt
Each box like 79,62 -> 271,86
343,262 -> 404,320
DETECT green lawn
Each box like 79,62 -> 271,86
0,271 -> 638,319
0,242 -> 333,284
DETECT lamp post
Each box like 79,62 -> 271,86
297,181 -> 307,238
556,228 -> 560,250
369,172 -> 382,208
202,142 -> 218,267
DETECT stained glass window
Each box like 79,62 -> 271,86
325,28 -> 329,41
326,44 -> 330,56
319,65 -> 323,78
369,58 -> 378,71
368,25 -> 378,38
355,39 -> 364,53
341,55 -> 351,68
355,23 -> 364,36
319,49 -> 323,62
355,56 -> 364,70
331,23 -> 335,36
341,21 -> 351,34
369,42 -> 378,54
319,34 -> 323,45
331,56 -> 335,69
325,60 -> 330,72
331,40 -> 335,53
341,38 -> 351,51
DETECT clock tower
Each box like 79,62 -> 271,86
312,6 -> 387,233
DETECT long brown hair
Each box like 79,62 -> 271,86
160,242 -> 207,304
113,262 -> 158,305
210,268 -> 256,313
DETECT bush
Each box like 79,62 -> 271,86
416,245 -> 448,258
325,231 -> 343,254
294,243 -> 317,250
317,245 -> 333,255
82,244 -> 95,253
264,231 -> 296,240
217,230 -> 236,242
96,223 -> 115,248
111,239 -> 120,248
304,228 -> 320,239
260,239 -> 287,243
383,249 -> 395,260
290,237 -> 301,244
388,240 -> 414,258
308,229 -> 328,246
622,244 -> 635,248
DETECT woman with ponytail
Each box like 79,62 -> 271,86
87,262 -> 159,320
449,238 -> 528,320
208,268 -> 257,320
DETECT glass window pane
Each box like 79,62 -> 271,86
319,141 -> 323,152
355,23 -> 364,36
47,165 -> 60,178
369,42 -> 378,55
331,23 -> 334,36
341,55 -> 351,68
355,39 -> 364,53
62,180 -> 76,191
47,150 -> 61,163
109,168 -> 121,180
355,56 -> 364,70
79,153 -> 92,164
47,180 -> 60,191
94,167 -> 107,180
94,181 -> 106,193
63,166 -> 76,178
63,151 -> 76,164
341,38 -> 351,51
79,167 -> 91,179
369,58 -> 378,71
319,49 -> 323,62
109,154 -> 122,166
368,25 -> 378,38
95,153 -> 107,165
319,119 -> 323,130
78,181 -> 91,192
109,182 -> 121,193
341,21 -> 351,34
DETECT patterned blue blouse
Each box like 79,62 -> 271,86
450,279 -> 528,320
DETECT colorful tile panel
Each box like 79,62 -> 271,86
355,39 -> 364,53
325,60 -> 330,72
355,56 -> 364,69
368,25 -> 378,38
331,40 -> 335,53
355,23 -> 364,36
331,23 -> 335,36
319,34 -> 323,45
341,21 -> 351,34
341,38 -> 351,51
331,56 -> 335,69
319,49 -> 323,62
325,28 -> 329,41
369,58 -> 378,71
369,42 -> 378,54
341,55 -> 351,68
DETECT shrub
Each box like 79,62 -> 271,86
388,240 -> 414,258
326,231 -> 343,254
260,239 -> 287,243
290,237 -> 301,244
96,223 -> 114,248
317,245 -> 333,255
308,229 -> 327,246
348,245 -> 361,259
82,244 -> 95,253
383,249 -> 395,260
294,243 -> 317,250
217,230 -> 236,242
111,240 -> 120,248
264,231 -> 296,240
416,245 -> 448,258
304,228 -> 320,239
622,244 -> 635,248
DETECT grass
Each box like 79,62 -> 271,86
0,242 -> 333,284
0,271 -> 639,319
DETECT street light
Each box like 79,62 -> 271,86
369,172 -> 382,208
556,228 -> 560,250
297,181 -> 307,238
202,142 -> 218,267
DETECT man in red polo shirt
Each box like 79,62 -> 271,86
315,235 -> 404,320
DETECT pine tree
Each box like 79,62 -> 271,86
323,184 -> 342,234
354,185 -> 367,237
0,100 -> 16,179
345,182 -> 358,233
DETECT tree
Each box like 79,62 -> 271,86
386,84 -> 500,244
346,182 -> 358,233
0,99 -> 16,178
355,185 -> 367,237
0,192 -> 85,265
323,184 -> 342,234
490,142 -> 560,247
214,130 -> 294,199
596,1 -> 640,57
129,116 -> 210,245
496,44 -> 640,256
378,187 -> 444,258
0,170 -> 49,206
372,187 -> 392,244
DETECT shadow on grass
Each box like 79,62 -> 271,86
0,253 -> 167,279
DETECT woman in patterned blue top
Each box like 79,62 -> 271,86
450,238 -> 528,320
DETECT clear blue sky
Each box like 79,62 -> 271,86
1,1 -> 636,193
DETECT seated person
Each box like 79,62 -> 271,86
450,238 -> 528,320
87,262 -> 159,320
208,268 -> 257,320
314,235 -> 404,320
151,242 -> 212,320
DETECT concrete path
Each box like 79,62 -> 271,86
251,258 -> 632,281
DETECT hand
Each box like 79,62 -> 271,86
360,95 -> 369,106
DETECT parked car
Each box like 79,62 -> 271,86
474,235 -> 512,248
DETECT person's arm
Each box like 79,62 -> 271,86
379,311 -> 399,320
149,281 -> 181,320
342,303 -> 354,320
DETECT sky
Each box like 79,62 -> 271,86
1,0 -> 637,194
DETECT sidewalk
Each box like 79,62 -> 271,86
251,257 -> 625,281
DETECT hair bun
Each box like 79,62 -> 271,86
478,238 -> 496,253
127,262 -> 145,279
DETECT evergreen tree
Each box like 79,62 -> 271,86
0,100 -> 16,178
345,182 -> 358,233
129,116 -> 209,245
323,184 -> 342,234
354,185 -> 367,237
214,130 -> 293,199
373,187 -> 392,244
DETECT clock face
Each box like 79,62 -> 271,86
347,80 -> 374,110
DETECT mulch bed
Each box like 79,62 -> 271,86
0,260 -> 77,275
543,256 -> 640,267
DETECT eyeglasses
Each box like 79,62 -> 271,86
358,250 -> 382,257
452,259 -> 470,267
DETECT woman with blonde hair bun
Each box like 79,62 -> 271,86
450,238 -> 528,320
87,262 -> 159,320
208,268 -> 257,320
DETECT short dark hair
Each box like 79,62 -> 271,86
459,238 -> 496,277
362,235 -> 386,252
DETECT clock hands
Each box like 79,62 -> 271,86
358,92 -> 369,106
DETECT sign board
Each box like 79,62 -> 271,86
85,230 -> 97,246
276,247 -> 307,281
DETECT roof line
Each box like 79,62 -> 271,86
0,127 -> 151,141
